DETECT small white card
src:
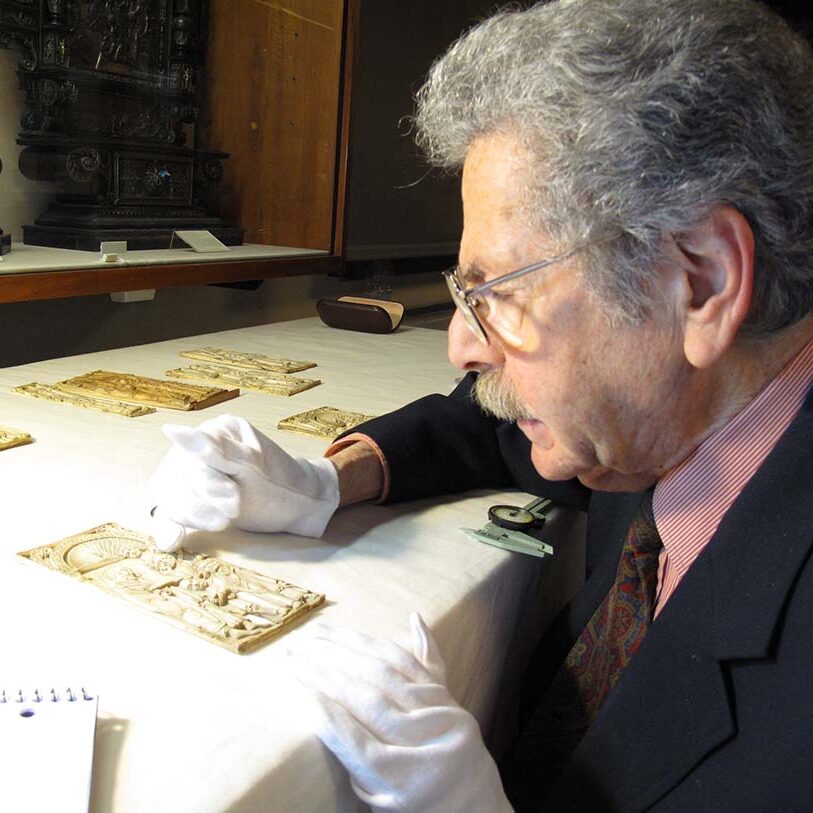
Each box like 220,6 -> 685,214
174,230 -> 230,253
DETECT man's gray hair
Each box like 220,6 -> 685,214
415,0 -> 813,334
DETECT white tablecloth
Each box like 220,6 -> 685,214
0,317 -> 583,812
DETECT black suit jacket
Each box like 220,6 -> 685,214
353,373 -> 813,810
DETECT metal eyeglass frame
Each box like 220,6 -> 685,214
443,246 -> 582,345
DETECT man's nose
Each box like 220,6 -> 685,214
447,310 -> 505,371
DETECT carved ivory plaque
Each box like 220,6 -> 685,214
277,406 -> 376,440
165,363 -> 321,396
180,347 -> 316,374
19,523 -> 325,654
54,370 -> 239,411
13,382 -> 156,417
0,425 -> 33,450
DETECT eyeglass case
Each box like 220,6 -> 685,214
316,296 -> 404,334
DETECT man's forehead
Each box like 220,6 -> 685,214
458,204 -> 554,285
461,135 -> 528,208
460,134 -> 544,279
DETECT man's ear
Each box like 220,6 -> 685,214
672,205 -> 754,369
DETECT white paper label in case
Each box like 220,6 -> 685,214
174,230 -> 230,253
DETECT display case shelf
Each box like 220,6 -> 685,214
0,244 -> 337,303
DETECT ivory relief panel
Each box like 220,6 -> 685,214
20,523 -> 325,654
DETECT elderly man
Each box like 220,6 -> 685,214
150,0 -> 813,808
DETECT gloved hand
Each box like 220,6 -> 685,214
291,613 -> 514,813
147,414 -> 340,550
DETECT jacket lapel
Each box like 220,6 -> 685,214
552,390 -> 813,811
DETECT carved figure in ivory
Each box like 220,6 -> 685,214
180,347 -> 316,374
165,363 -> 320,396
19,523 -> 324,653
277,406 -> 377,440
13,382 -> 156,416
54,370 -> 239,411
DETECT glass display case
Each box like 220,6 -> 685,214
0,0 -> 344,300
1,0 -> 243,250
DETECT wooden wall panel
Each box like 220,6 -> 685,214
200,1 -> 345,250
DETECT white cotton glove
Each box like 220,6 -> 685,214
290,613 -> 514,813
147,414 -> 340,550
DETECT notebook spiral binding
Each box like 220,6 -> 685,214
1,686 -> 95,706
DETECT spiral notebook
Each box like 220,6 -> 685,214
0,687 -> 98,812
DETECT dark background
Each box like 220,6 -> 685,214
343,0 -> 813,279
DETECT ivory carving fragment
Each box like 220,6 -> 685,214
0,425 -> 33,450
13,382 -> 156,417
277,406 -> 376,440
180,347 -> 316,374
165,363 -> 320,396
54,370 -> 239,411
19,523 -> 325,654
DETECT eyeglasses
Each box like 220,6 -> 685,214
443,245 -> 583,347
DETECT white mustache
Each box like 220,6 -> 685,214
472,370 -> 535,422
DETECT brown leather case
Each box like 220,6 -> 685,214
316,297 -> 404,334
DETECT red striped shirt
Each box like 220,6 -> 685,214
652,336 -> 813,616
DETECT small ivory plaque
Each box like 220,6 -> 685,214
180,347 -> 316,374
13,381 -> 156,417
277,406 -> 376,440
54,370 -> 239,411
19,523 -> 325,654
0,425 -> 33,450
166,364 -> 320,396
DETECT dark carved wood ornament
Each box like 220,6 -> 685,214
0,0 -> 242,249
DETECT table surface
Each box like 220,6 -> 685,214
0,317 -> 583,813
